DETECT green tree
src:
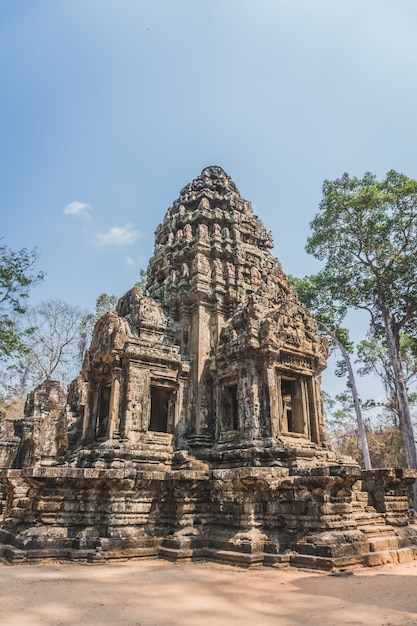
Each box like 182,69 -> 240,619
135,268 -> 148,294
95,293 -> 119,317
306,170 -> 417,503
289,273 -> 372,469
0,240 -> 44,360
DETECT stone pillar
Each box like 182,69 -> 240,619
108,367 -> 122,440
240,365 -> 261,442
266,366 -> 279,438
0,440 -> 19,470
0,413 -> 19,469
124,364 -> 150,442
311,375 -> 326,444
300,379 -> 310,438
190,302 -> 211,435
81,387 -> 97,444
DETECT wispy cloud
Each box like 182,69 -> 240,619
63,201 -> 92,219
92,223 -> 140,247
124,254 -> 148,269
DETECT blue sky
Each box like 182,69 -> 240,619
2,0 -> 417,398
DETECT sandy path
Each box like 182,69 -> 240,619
1,559 -> 417,626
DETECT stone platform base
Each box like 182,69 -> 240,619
2,540 -> 416,572
1,466 -> 416,571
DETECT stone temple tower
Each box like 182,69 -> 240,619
142,165 -> 329,465
1,166 -> 417,570
62,164 -> 331,468
147,166 -> 277,444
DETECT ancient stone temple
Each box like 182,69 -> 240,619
1,166 -> 417,569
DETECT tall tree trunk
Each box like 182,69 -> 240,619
380,301 -> 417,508
321,323 -> 372,470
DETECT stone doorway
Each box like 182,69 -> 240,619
149,386 -> 172,433
96,384 -> 111,439
280,376 -> 308,436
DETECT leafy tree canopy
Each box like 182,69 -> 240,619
289,272 -> 371,468
95,293 -> 118,317
288,273 -> 352,353
0,240 -> 44,360
306,170 -> 417,491
306,170 -> 417,334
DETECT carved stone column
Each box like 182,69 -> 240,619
265,366 -> 279,438
81,386 -> 98,444
108,367 -> 122,440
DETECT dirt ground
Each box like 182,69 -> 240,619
1,558 -> 417,626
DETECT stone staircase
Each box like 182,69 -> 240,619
290,479 -> 417,570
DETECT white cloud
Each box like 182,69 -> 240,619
63,201 -> 92,219
92,223 -> 140,247
124,254 -> 148,269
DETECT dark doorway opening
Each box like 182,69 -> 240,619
149,386 -> 171,433
222,385 -> 239,431
97,384 -> 111,439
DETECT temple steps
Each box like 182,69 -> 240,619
356,523 -> 397,537
289,546 -> 417,571
0,542 -> 28,563
350,510 -> 387,523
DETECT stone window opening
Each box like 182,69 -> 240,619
280,376 -> 308,436
149,386 -> 172,433
221,384 -> 239,431
96,384 -> 111,439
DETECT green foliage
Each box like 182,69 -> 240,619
288,273 -> 353,357
0,240 -> 44,360
306,170 -> 417,483
95,293 -> 118,316
306,170 -> 417,334
135,268 -> 148,294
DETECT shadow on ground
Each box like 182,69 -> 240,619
1,560 -> 417,626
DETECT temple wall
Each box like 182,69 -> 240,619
1,466 -> 416,569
